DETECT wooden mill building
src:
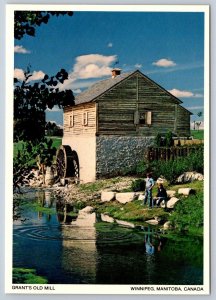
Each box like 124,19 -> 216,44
59,69 -> 191,183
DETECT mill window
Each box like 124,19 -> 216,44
69,112 -> 74,127
140,111 -> 152,125
82,111 -> 88,126
134,110 -> 152,125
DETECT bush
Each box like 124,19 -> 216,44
169,192 -> 203,233
165,131 -> 174,147
13,268 -> 48,284
155,132 -> 162,147
135,147 -> 204,183
131,179 -> 146,192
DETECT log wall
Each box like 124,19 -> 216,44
97,72 -> 191,137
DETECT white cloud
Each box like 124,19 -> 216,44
187,106 -> 204,110
14,68 -> 45,82
168,88 -> 203,98
73,89 -> 82,94
169,88 -> 193,98
135,64 -> 142,68
14,68 -> 25,80
152,58 -> 176,67
107,42 -> 113,48
27,70 -> 45,82
193,93 -> 203,98
73,54 -> 117,79
59,54 -> 117,90
46,105 -> 62,112
14,45 -> 30,54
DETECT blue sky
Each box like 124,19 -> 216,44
14,11 -> 205,126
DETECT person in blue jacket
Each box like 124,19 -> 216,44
143,173 -> 155,208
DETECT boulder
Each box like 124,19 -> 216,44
60,178 -> 66,186
145,219 -> 159,225
178,188 -> 195,196
138,194 -> 145,201
163,221 -> 171,230
101,191 -> 115,202
79,206 -> 95,214
176,172 -> 204,183
101,214 -> 115,223
74,206 -> 96,226
115,219 -> 135,228
74,212 -> 96,227
45,166 -> 54,186
167,190 -> 176,198
167,197 -> 179,208
116,192 -> 136,204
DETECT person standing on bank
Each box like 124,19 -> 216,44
143,173 -> 155,208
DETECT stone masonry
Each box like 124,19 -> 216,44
96,136 -> 154,178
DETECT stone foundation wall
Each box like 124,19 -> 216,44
96,136 -> 154,178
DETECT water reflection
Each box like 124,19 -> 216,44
145,227 -> 155,255
13,190 -> 203,285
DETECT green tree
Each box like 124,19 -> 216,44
14,11 -> 73,40
13,11 -> 74,191
14,67 -> 74,142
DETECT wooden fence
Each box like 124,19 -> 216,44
144,145 -> 203,162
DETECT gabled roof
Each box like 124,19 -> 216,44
74,70 -> 192,115
75,71 -> 134,105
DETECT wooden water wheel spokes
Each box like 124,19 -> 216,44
56,145 -> 79,179
71,150 -> 79,179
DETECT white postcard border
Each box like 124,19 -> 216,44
4,3 -> 210,296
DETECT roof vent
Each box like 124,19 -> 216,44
112,68 -> 121,78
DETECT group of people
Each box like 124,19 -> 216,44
143,172 -> 167,209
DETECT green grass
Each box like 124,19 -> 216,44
95,199 -> 169,224
191,130 -> 204,140
48,136 -> 62,150
90,180 -> 204,230
13,268 -> 48,284
79,177 -> 122,194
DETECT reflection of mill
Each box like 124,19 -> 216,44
35,191 -> 164,284
58,204 -> 98,283
37,190 -> 54,221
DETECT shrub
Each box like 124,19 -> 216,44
131,179 -> 146,192
135,147 -> 204,183
169,192 -> 203,234
165,131 -> 174,147
13,268 -> 48,284
155,132 -> 162,147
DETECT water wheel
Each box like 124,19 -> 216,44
56,145 -> 79,179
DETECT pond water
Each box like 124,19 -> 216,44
13,190 -> 203,285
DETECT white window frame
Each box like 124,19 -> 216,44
82,111 -> 88,126
136,111 -> 152,126
69,112 -> 74,127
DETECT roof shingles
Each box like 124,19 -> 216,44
75,71 -> 134,105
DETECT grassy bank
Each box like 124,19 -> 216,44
191,130 -> 204,140
74,178 -> 204,235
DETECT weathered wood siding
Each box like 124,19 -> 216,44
63,103 -> 97,137
97,72 -> 191,136
176,105 -> 191,136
